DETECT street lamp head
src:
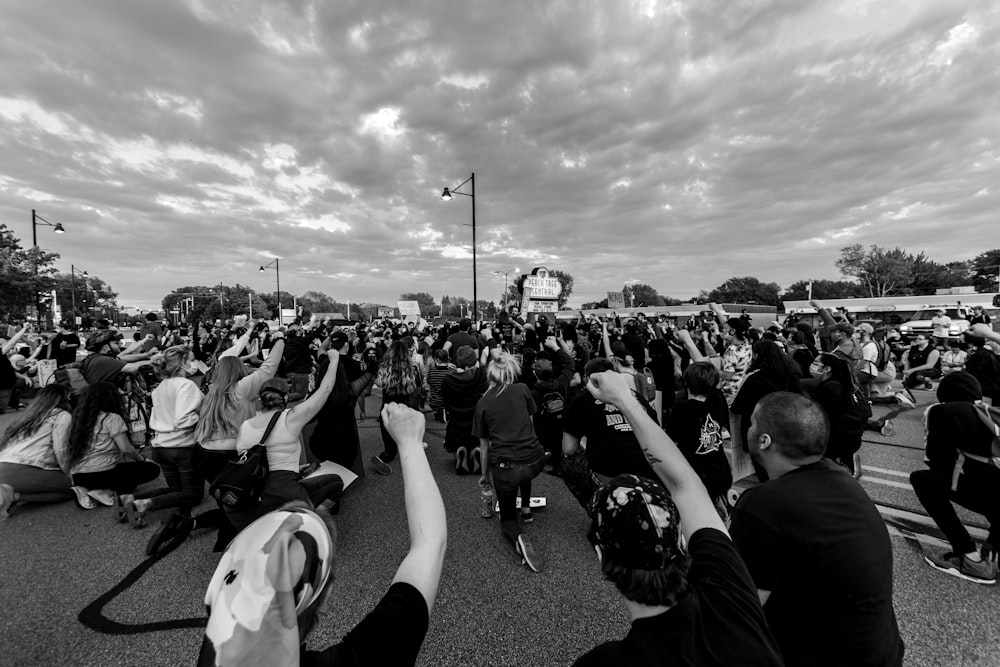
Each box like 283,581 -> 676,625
259,265 -> 266,272
82,271 -> 89,278
441,188 -> 453,201
54,223 -> 65,233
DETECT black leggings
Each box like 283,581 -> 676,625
72,461 -> 161,494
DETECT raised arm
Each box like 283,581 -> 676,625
809,300 -> 837,327
2,325 -> 28,355
383,403 -> 447,613
219,323 -> 255,359
286,349 -> 339,431
586,370 -> 727,540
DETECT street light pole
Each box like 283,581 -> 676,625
441,173 -> 477,322
259,259 -> 282,326
494,268 -> 519,308
31,209 -> 66,328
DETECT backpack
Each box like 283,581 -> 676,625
634,368 -> 656,402
840,384 -> 873,435
969,403 -> 1000,469
537,391 -> 565,423
874,341 -> 892,372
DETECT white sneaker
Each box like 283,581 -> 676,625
71,486 -> 99,510
87,489 -> 116,507
896,393 -> 916,409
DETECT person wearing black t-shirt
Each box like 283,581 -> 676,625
200,404 -> 445,667
562,358 -> 659,483
573,370 -> 782,667
666,362 -> 733,512
731,391 -> 904,667
48,323 -> 81,368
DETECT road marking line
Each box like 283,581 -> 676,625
877,504 -> 989,541
885,525 -> 949,549
862,465 -> 911,478
860,476 -> 914,490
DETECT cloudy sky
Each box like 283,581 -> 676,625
1,0 -> 997,311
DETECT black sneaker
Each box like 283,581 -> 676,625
371,455 -> 392,476
924,551 -> 996,584
519,508 -> 533,524
516,534 -> 544,573
146,513 -> 194,556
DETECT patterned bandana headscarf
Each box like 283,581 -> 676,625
588,474 -> 686,570
200,507 -> 334,667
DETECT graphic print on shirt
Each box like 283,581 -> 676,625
696,413 -> 724,455
602,402 -> 634,433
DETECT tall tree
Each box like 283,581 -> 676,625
0,224 -> 60,322
970,249 -> 1000,293
835,244 -> 914,297
548,269 -> 574,309
908,255 -> 971,295
53,272 -> 118,319
707,276 -> 781,306
782,279 -> 866,301
623,283 -> 666,307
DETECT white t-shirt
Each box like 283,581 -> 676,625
859,341 -> 879,377
931,316 -> 951,338
70,412 -> 128,474
235,410 -> 300,473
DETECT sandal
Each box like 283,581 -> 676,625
125,497 -> 148,528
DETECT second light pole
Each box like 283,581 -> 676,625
441,172 -> 477,321
259,258 -> 282,326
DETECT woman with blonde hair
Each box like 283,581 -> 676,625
119,345 -> 203,528
371,340 -> 425,475
473,351 -> 546,573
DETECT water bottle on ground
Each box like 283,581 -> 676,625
480,479 -> 495,519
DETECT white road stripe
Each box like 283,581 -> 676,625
860,476 -> 914,490
877,503 -> 989,541
861,465 -> 911,478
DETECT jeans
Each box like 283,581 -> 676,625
491,454 -> 545,544
72,460 -> 161,494
911,466 -> 1000,554
134,446 -> 204,513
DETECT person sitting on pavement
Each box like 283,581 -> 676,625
441,345 -> 488,475
0,384 -> 75,518
910,371 -> 998,585
474,350 -> 547,572
730,391 -> 905,667
572,370 -> 782,667
940,339 -> 967,375
65,381 -> 161,510
903,334 -> 942,390
866,328 -> 916,411
199,403 -> 446,667
119,345 -> 204,532
225,350 -> 346,534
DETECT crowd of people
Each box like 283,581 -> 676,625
0,297 -> 998,665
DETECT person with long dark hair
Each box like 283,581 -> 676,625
0,384 -> 75,518
811,352 -> 866,476
371,340 -> 425,475
66,381 -> 160,510
308,331 -> 379,472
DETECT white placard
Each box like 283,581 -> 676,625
304,460 -> 359,490
397,300 -> 421,316
607,291 -> 625,308
36,359 -> 58,387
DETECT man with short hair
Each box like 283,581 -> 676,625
903,334 -> 942,390
573,370 -> 782,667
79,330 -> 152,385
731,392 -> 904,666
931,308 -> 952,349
968,305 -> 992,327
47,322 -> 81,368
442,318 -> 480,364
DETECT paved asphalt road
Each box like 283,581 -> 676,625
0,384 -> 997,666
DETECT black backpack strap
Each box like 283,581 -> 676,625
257,410 -> 284,447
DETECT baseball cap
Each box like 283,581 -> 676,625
455,345 -> 478,368
329,331 -> 350,350
588,474 -> 685,570
856,323 -> 874,335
